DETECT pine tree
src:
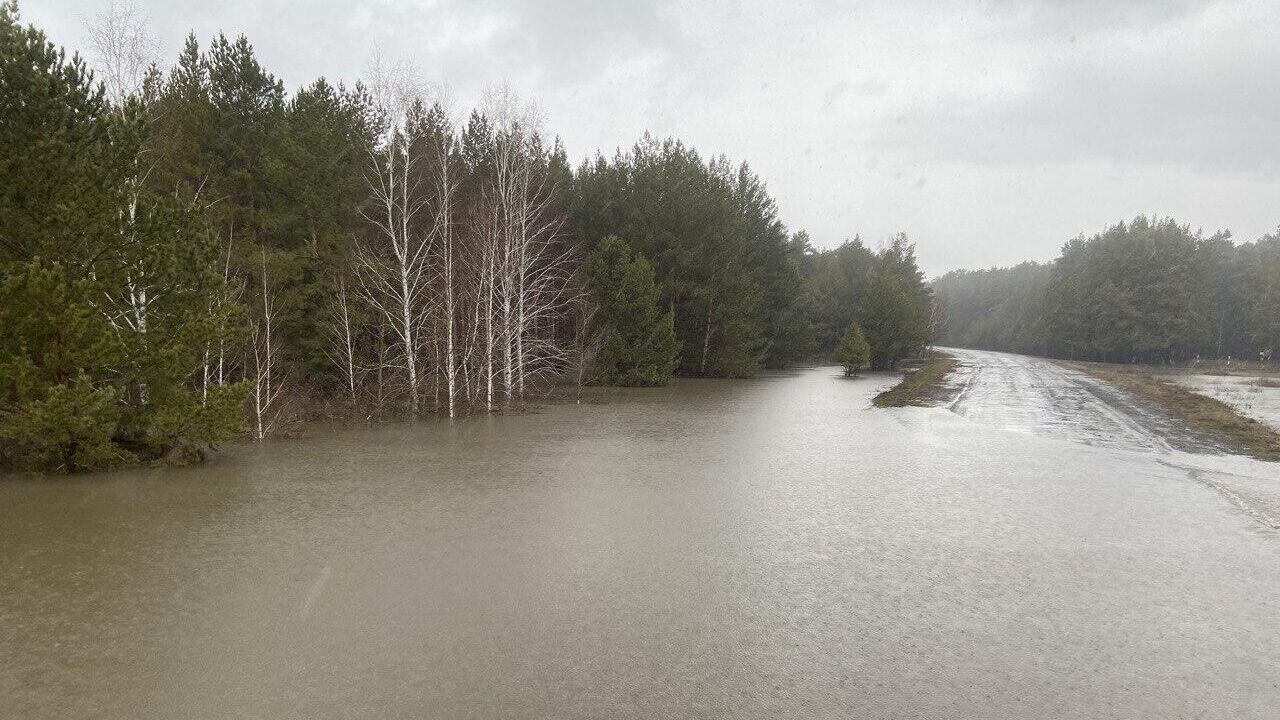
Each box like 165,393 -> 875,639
584,236 -> 680,386
859,237 -> 932,370
0,263 -> 124,470
0,0 -> 115,264
833,321 -> 870,377
798,235 -> 877,353
570,137 -> 776,378
0,6 -> 247,471
735,163 -> 810,367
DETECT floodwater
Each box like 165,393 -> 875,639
3,350 -> 1279,719
1175,373 -> 1280,433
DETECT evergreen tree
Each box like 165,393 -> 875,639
570,136 -> 778,378
1245,232 -> 1280,357
833,321 -> 870,377
0,0 -> 115,264
0,4 -> 246,471
932,262 -> 1050,355
799,235 -> 877,353
584,236 -> 679,386
145,34 -> 213,201
733,163 -> 811,366
858,237 -> 932,370
0,263 -> 124,470
269,78 -> 373,382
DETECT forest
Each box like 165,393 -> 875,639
0,2 -> 932,472
933,217 -> 1280,364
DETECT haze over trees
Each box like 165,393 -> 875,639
934,217 -> 1280,364
0,2 -> 936,472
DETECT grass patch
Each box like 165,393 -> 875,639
1067,362 -> 1280,462
873,354 -> 958,408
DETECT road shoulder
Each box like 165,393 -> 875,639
1063,361 -> 1280,463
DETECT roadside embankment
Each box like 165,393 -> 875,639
873,353 -> 959,408
1065,361 -> 1280,462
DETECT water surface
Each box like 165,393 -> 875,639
3,360 -> 1278,719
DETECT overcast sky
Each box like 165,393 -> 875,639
25,0 -> 1280,276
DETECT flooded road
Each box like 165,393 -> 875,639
943,347 -> 1231,454
943,347 -> 1280,525
4,354 -> 1279,719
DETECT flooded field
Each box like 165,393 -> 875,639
1175,373 -> 1280,432
3,351 -> 1279,719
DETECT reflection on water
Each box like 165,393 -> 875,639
3,367 -> 1278,719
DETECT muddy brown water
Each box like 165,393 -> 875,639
3,357 -> 1279,719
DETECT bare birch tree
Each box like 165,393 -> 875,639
85,0 -> 158,108
200,232 -> 242,405
355,58 -> 433,418
86,1 -> 162,403
482,87 -> 576,407
325,275 -> 360,404
249,249 -> 286,440
425,103 -> 462,418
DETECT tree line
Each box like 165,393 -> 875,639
934,216 -> 1280,364
0,2 -> 932,472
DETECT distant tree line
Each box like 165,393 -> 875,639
0,2 -> 932,471
934,216 -> 1280,364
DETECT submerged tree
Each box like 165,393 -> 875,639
482,86 -> 576,407
248,249 -> 286,440
324,275 -> 360,405
0,3 -> 246,471
10,0 -> 1132,474
569,136 -> 794,378
833,320 -> 870,377
354,61 -> 433,418
859,236 -> 932,370
583,236 -> 679,386
797,235 -> 877,354
0,264 -> 125,471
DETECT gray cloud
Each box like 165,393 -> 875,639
23,0 -> 1280,275
879,0 -> 1280,175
